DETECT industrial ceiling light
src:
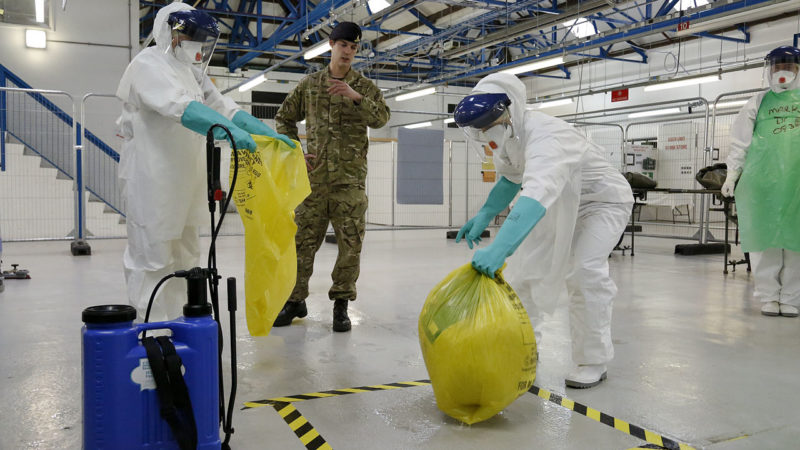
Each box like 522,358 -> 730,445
500,56 -> 564,75
443,118 -> 455,124
368,0 -> 391,13
25,29 -> 46,49
643,75 -> 719,92
395,87 -> 436,101
628,108 -> 682,119
537,98 -> 574,109
404,121 -> 432,129
673,0 -> 709,11
304,41 -> 331,60
238,74 -> 267,92
35,0 -> 45,22
562,18 -> 594,39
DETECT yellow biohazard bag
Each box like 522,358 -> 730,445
230,136 -> 311,336
418,263 -> 537,424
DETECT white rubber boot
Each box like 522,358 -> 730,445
761,301 -> 780,316
565,364 -> 607,389
779,304 -> 799,317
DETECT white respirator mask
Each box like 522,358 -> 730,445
175,41 -> 204,65
770,70 -> 797,92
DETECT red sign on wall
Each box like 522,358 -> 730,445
611,88 -> 629,102
677,21 -> 690,32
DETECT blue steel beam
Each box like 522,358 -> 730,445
692,29 -> 750,43
354,0 -> 551,71
407,8 -> 441,33
418,0 -> 777,86
227,0 -> 352,71
655,0 -> 681,17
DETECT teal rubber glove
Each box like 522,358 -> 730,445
456,176 -> 521,249
232,110 -> 296,149
181,101 -> 257,152
472,196 -> 546,278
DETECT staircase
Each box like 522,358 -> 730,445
0,142 -> 126,240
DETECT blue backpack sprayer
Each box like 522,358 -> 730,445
82,125 -> 243,449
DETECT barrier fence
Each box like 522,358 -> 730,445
1,74 -> 766,256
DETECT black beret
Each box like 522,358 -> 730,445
329,22 -> 361,43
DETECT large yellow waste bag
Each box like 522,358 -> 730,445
418,263 -> 537,424
230,136 -> 311,336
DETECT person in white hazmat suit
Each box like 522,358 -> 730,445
454,73 -> 633,388
116,1 -> 294,321
722,45 -> 800,318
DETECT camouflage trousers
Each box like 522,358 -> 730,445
289,184 -> 367,302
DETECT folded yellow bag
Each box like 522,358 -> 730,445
231,136 -> 310,336
418,263 -> 537,424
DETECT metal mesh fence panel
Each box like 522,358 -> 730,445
81,94 -> 126,239
1,87 -> 76,241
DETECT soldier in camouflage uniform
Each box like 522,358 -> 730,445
273,22 -> 390,332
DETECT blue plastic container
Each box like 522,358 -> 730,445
82,305 -> 220,449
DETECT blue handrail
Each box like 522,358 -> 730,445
0,64 -> 120,162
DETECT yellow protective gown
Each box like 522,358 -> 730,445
231,136 -> 310,336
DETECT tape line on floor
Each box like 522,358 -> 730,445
243,379 -> 431,409
271,401 -> 332,450
246,379 -> 695,450
529,385 -> 695,450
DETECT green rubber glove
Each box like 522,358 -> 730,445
472,196 -> 546,278
456,176 -> 521,249
232,110 -> 296,148
181,101 -> 256,152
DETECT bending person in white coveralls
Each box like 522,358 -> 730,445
722,45 -> 800,318
454,73 -> 633,388
116,2 -> 294,321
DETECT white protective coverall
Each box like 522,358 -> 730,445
116,2 -> 241,321
475,74 -> 634,366
726,90 -> 800,308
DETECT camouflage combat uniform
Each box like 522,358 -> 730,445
275,67 -> 390,302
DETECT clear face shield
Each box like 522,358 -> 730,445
459,110 -> 516,163
765,58 -> 800,92
171,30 -> 217,72
453,92 -> 516,163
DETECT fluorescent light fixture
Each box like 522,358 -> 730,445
443,117 -> 455,124
395,87 -> 436,101
404,121 -> 432,129
710,100 -> 748,109
628,108 -> 682,119
562,18 -> 594,39
537,98 -> 574,109
673,0 -> 709,11
643,75 -> 719,92
304,41 -> 331,60
500,56 -> 564,75
238,74 -> 267,92
25,29 -> 46,49
368,0 -> 391,13
35,0 -> 45,22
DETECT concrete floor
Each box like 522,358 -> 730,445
1,230 -> 799,449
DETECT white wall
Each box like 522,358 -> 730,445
1,1 -> 135,96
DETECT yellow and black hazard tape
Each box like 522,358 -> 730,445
529,386 -> 696,450
271,401 -> 331,450
246,379 -> 695,450
243,379 -> 431,409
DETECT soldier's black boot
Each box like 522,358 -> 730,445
332,299 -> 351,332
273,300 -> 307,327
